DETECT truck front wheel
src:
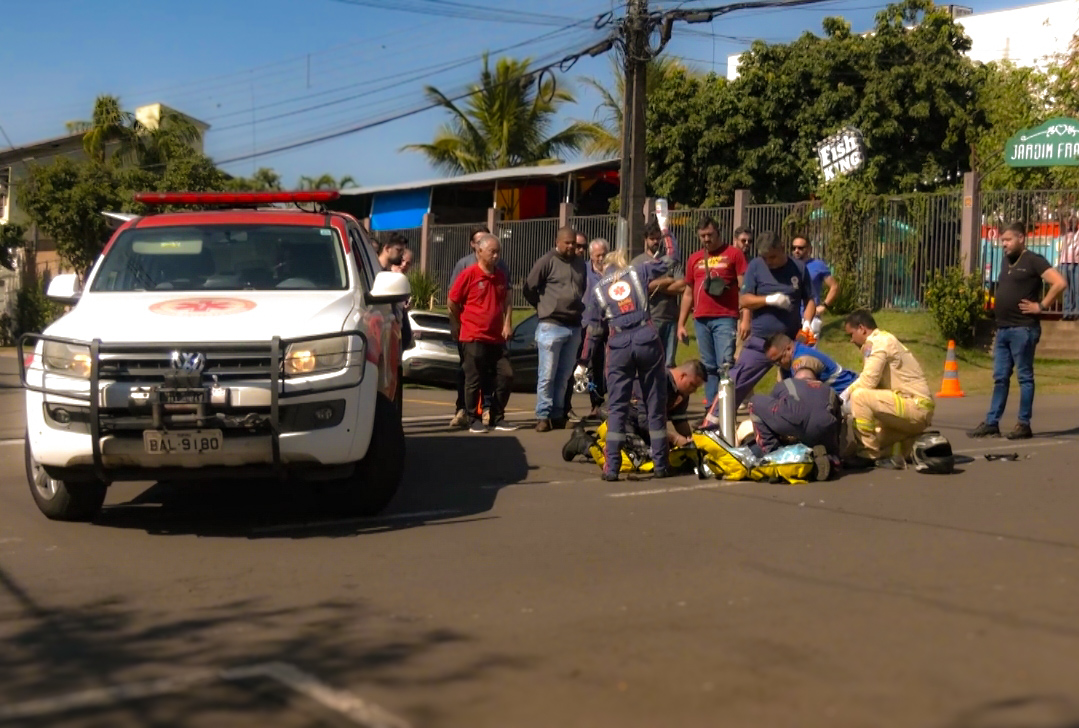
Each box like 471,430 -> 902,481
25,437 -> 107,522
322,393 -> 405,516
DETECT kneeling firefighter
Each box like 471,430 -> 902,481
563,360 -> 707,471
574,250 -> 677,480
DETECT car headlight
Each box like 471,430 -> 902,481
42,341 -> 92,379
283,335 -> 353,376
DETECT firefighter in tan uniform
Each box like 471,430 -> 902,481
841,311 -> 934,468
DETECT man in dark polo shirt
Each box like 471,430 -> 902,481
633,220 -> 686,367
969,222 -> 1066,439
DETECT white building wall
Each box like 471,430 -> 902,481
726,0 -> 1078,79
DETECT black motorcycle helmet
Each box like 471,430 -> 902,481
911,431 -> 955,474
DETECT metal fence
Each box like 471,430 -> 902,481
373,188 -> 1079,313
571,214 -> 618,248
425,222 -> 476,307
740,193 -> 963,311
498,217 -> 560,307
980,190 -> 1079,313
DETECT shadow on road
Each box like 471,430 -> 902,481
0,564 -> 530,726
88,434 -> 531,539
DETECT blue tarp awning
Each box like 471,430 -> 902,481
369,187 -> 432,231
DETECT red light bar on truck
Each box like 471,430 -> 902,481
133,190 -> 341,206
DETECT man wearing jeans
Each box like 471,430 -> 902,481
969,222 -> 1066,440
633,220 -> 686,367
676,216 -> 747,410
523,226 -> 587,432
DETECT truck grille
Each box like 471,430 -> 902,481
98,348 -> 274,381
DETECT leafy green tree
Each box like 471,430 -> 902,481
646,0 -> 984,205
403,53 -> 596,174
16,159 -> 127,276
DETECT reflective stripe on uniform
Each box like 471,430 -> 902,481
627,268 -> 648,305
783,379 -> 800,400
854,417 -> 876,434
607,432 -> 626,443
649,428 -> 668,444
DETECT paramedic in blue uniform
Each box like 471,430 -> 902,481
747,368 -> 843,456
579,251 -> 676,480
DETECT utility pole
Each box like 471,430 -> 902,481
616,0 -> 649,260
611,0 -> 825,258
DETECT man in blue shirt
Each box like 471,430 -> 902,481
729,230 -> 816,405
791,235 -> 840,339
763,332 -> 856,394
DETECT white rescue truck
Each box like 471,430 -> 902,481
20,190 -> 410,521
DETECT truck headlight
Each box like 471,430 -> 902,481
283,335 -> 352,376
42,341 -> 92,379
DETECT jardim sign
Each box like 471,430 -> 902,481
1005,118 -> 1079,167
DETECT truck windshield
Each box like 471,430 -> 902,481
90,224 -> 349,292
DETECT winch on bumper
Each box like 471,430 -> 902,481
20,330 -> 376,483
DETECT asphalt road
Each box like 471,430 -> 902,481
2,374 -> 1079,727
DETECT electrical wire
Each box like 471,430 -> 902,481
326,0 -> 591,27
212,33 -> 611,166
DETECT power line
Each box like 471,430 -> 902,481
213,32 -> 614,166
326,0 -> 610,27
208,20 -> 598,128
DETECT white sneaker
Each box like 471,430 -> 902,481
481,410 -> 491,426
449,409 -> 469,428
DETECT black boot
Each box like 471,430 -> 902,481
561,426 -> 596,462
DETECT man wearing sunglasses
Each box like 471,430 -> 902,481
790,235 -> 840,338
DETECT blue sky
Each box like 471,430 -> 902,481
1,0 -> 1022,188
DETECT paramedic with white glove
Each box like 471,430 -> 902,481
717,231 -> 815,412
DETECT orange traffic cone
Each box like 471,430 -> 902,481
936,340 -> 965,397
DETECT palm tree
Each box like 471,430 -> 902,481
577,56 -> 687,159
402,53 -> 597,175
65,95 -> 143,163
136,111 -> 203,169
297,173 -> 358,190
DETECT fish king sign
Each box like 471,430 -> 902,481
1005,118 -> 1079,167
817,126 -> 866,182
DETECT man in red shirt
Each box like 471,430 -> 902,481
448,234 -> 515,433
675,216 -> 748,411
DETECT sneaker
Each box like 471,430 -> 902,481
967,422 -> 1001,438
601,471 -> 620,482
874,455 -> 906,470
449,409 -> 469,429
1006,423 -> 1033,440
481,410 -> 491,426
535,418 -> 552,432
651,468 -> 672,479
491,418 -> 519,432
469,421 -> 488,434
564,409 -> 579,423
